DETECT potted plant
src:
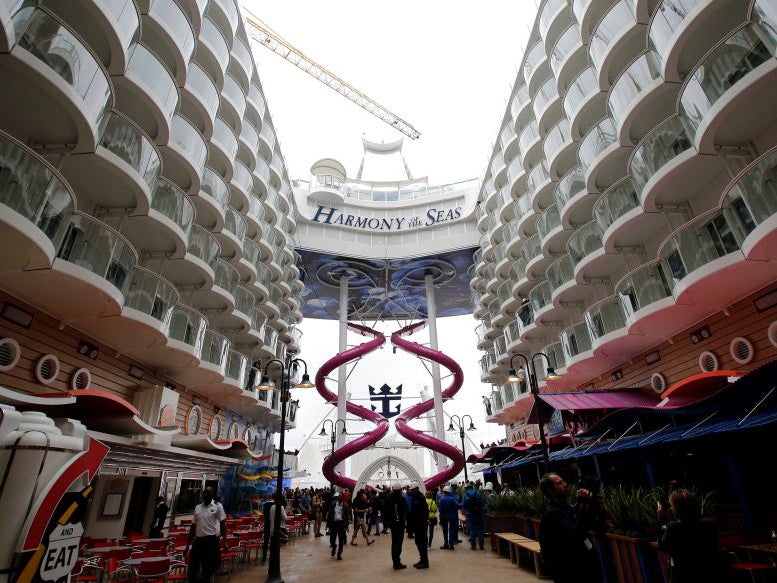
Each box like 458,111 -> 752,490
486,494 -> 520,534
525,487 -> 547,539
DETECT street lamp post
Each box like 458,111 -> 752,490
507,353 -> 559,468
447,414 -> 476,482
257,355 -> 315,583
318,419 -> 347,492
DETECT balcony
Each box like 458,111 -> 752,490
528,280 -> 553,320
237,121 -> 260,170
258,120 -> 276,159
1,211 -> 136,321
539,0 -> 569,50
161,114 -> 207,194
144,177 -> 195,254
588,0 -> 643,89
518,120 -> 542,170
680,21 -> 777,154
195,15 -> 229,87
223,349 -> 248,394
563,65 -> 604,139
550,22 -> 587,92
194,167 -> 228,232
253,155 -> 271,197
543,118 -> 576,178
209,0 -> 239,42
561,320 -> 593,365
208,117 -> 238,181
168,223 -> 219,287
537,203 -> 567,254
133,303 -> 208,370
180,62 -> 219,139
546,254 -> 576,301
230,159 -> 253,212
555,165 -> 595,228
195,329 -> 230,383
0,131 -> 75,272
216,207 -> 246,259
533,76 -> 561,134
236,236 -> 259,283
229,37 -> 252,89
219,73 -> 246,135
568,220 -> 606,280
582,294 -> 653,358
0,7 -> 112,153
579,116 -> 627,191
528,160 -> 553,210
523,41 -> 548,92
140,0 -> 195,84
507,157 -> 526,195
246,83 -> 267,128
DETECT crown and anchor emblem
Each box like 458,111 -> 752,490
369,384 -> 403,418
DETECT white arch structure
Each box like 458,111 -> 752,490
355,455 -> 425,493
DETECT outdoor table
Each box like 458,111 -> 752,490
129,538 -> 169,544
85,546 -> 133,555
121,557 -> 169,567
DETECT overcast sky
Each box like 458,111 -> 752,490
240,1 -> 539,453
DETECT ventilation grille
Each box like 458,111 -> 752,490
768,321 -> 777,349
699,351 -> 719,373
70,368 -> 91,390
0,338 -> 21,372
35,354 -> 60,385
651,372 -> 667,394
730,337 -> 754,365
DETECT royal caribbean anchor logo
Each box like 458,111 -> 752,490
369,384 -> 403,418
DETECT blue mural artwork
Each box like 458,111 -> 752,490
296,247 -> 477,320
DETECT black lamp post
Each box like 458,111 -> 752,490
257,355 -> 315,583
318,419 -> 347,492
447,414 -> 476,482
507,353 -> 558,468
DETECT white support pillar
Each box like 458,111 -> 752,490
425,274 -> 447,471
336,276 -> 348,466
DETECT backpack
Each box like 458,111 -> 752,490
464,492 -> 483,514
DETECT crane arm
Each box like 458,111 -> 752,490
241,9 -> 421,140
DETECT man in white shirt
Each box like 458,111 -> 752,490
186,488 -> 227,583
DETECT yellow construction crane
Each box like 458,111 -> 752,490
241,7 -> 421,141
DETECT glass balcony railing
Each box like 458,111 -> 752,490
544,339 -> 566,372
213,0 -> 239,36
264,326 -> 278,354
555,165 -> 586,210
563,66 -> 598,120
101,0 -> 140,55
225,350 -> 247,385
507,157 -> 525,186
503,217 -> 521,245
550,23 -> 581,79
0,131 -> 74,249
99,111 -> 161,190
151,177 -> 195,236
149,0 -> 195,66
58,212 -> 136,294
214,259 -> 239,296
223,207 -> 246,241
508,257 -> 527,284
523,41 -> 546,85
630,115 -> 692,194
589,0 -> 635,74
499,122 -> 515,152
568,220 -> 604,263
504,320 -> 521,346
184,62 -> 219,124
580,117 -> 617,171
593,177 -> 640,233
544,118 -> 572,162
609,51 -> 662,128
199,16 -> 230,73
239,120 -> 260,154
616,260 -> 674,317
537,203 -> 561,241
222,73 -> 247,119
511,85 -> 531,120
187,224 -> 220,269
527,159 -> 550,195
534,76 -> 558,120
649,0 -> 702,63
126,44 -> 178,124
496,280 -> 511,304
169,304 -> 207,350
201,167 -> 230,208
572,0 -> 592,29
529,280 -> 552,313
681,23 -> 777,133
234,285 -> 255,316
722,147 -> 777,238
233,160 -> 253,195
169,115 -> 207,176
124,266 -> 178,325
522,234 -> 541,264
517,302 -> 534,328
242,236 -> 259,266
585,295 -> 627,340
231,37 -> 253,80
546,254 -> 575,293
519,120 -> 540,157
562,320 -> 592,360
248,83 -> 266,117
488,298 -> 500,322
201,329 -> 229,369
12,7 -> 112,125
259,121 -> 276,152
254,155 -> 271,188
515,194 -> 533,223
539,0 -> 567,41
212,117 -> 238,161
255,262 -> 272,288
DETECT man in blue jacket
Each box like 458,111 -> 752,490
462,482 -> 485,550
437,485 -> 460,550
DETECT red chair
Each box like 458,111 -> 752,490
72,558 -> 101,583
238,532 -> 262,565
144,539 -> 171,554
134,557 -> 172,583
166,560 -> 188,583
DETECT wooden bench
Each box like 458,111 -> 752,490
492,532 -> 550,579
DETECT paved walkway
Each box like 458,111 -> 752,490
231,531 -> 540,582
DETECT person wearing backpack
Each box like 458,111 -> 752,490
462,482 -> 485,550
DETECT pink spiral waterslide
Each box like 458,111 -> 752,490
392,321 -> 465,490
315,322 -> 389,490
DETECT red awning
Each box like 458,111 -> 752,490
655,370 -> 744,409
466,443 -> 536,463
528,390 -> 659,423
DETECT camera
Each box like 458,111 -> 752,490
577,476 -> 601,496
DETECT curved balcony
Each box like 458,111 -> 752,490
511,85 -> 532,130
518,120 -> 542,171
649,0 -> 749,83
609,50 -> 675,145
246,83 -> 267,129
180,61 -> 219,139
499,121 -> 518,163
237,236 -> 259,283
537,203 -> 567,254
219,73 -> 246,135
139,177 -> 195,257
238,121 -> 260,170
582,294 -> 654,358
195,16 -> 229,88
541,339 -> 566,382
253,155 -> 271,198
508,256 -> 529,295
62,110 -> 159,215
259,120 -> 276,159
567,220 -> 611,282
161,114 -> 207,194
209,0 -> 239,43
231,284 -> 255,324
252,262 -> 272,303
0,7 -> 112,153
216,206 -> 246,259
572,0 -> 611,42
115,43 -> 178,145
680,21 -> 777,154
193,167 -> 228,233
230,159 -> 253,212
550,22 -> 587,92
244,195 -> 266,242
516,302 -> 536,343
589,0 -> 643,89
563,65 -> 605,139
522,233 -> 549,278
555,165 -> 595,228
269,150 -> 285,189
507,156 -> 527,196
141,0 -> 195,84
528,280 -> 553,321
194,329 -> 230,383
208,117 -> 238,181
523,41 -> 548,91
229,37 -> 252,90
561,320 -> 593,368
533,76 -> 561,134
169,223 -> 218,287
1,211 -> 136,321
528,160 -> 554,211
724,146 -> 777,261
546,253 -> 576,300
218,349 -> 249,399
579,116 -> 627,191
540,0 -> 570,50
0,131 -> 75,272
543,118 -> 576,178
177,0 -> 207,34
139,303 -> 207,370
190,257 -> 238,316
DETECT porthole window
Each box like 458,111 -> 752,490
209,414 -> 223,441
227,422 -> 239,440
651,372 -> 667,394
730,337 -> 754,365
185,405 -> 203,435
242,428 -> 252,443
699,351 -> 719,373
35,354 -> 60,385
767,321 -> 777,349
0,338 -> 21,372
70,368 -> 91,390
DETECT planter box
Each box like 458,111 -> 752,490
516,515 -> 534,538
487,514 -> 520,551
530,517 -> 542,539
606,533 -> 662,583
